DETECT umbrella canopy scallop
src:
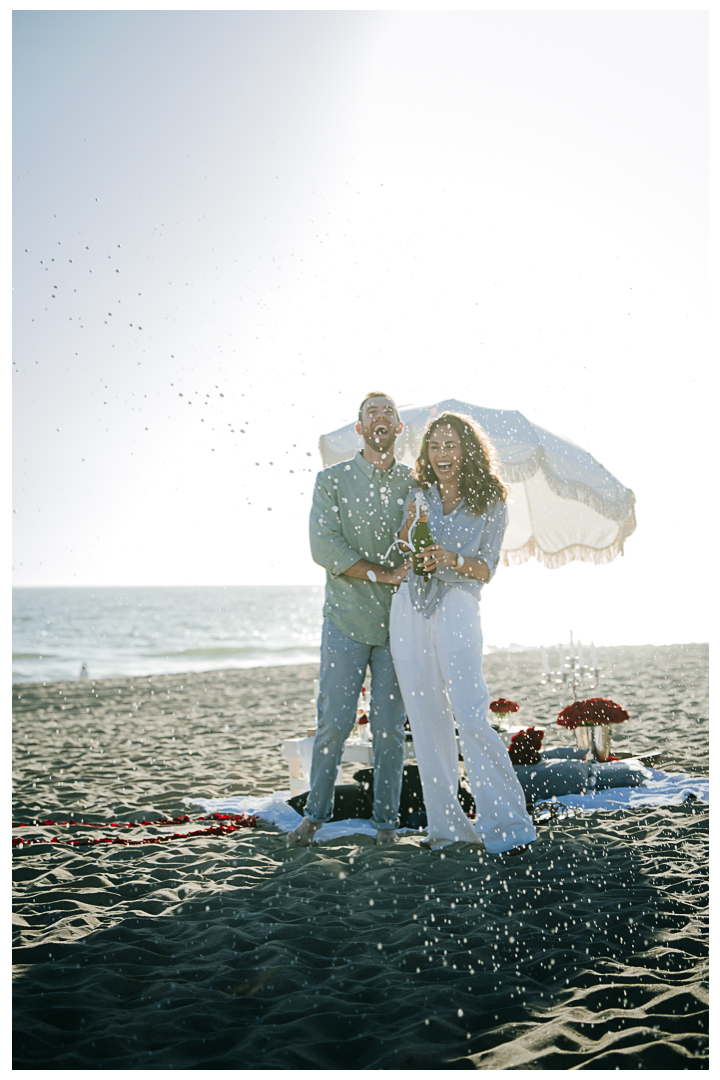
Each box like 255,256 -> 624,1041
318,399 -> 636,568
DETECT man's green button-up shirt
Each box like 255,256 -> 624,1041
309,450 -> 415,647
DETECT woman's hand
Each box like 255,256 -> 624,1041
418,548 -> 490,581
398,499 -> 416,546
419,545 -> 458,572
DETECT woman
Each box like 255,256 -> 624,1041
389,413 -> 536,854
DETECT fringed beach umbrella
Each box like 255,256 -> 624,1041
319,399 -> 636,568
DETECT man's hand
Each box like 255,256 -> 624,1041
388,558 -> 412,585
343,558 -> 412,585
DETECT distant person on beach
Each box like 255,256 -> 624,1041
390,413 -> 537,855
80,664 -> 89,679
288,392 -> 414,847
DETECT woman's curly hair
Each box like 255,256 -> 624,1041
415,412 -> 508,515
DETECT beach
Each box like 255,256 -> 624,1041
12,644 -> 708,1069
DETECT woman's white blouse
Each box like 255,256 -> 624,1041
403,485 -> 508,617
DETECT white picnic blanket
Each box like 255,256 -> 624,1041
186,792 -> 381,843
548,767 -> 708,812
187,768 -> 707,843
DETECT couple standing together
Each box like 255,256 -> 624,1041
289,393 -> 536,855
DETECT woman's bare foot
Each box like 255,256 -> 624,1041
375,829 -> 397,845
420,837 -> 453,851
287,818 -> 322,847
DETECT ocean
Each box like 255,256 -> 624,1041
12,586 -> 325,684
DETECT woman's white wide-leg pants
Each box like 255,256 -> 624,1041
390,584 -> 537,854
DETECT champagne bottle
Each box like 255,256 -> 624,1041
411,502 -> 434,581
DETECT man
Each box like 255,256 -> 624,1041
288,393 -> 414,846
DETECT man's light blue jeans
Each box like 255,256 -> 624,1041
304,618 -> 406,831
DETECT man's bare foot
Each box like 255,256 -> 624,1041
375,829 -> 397,845
287,818 -> 321,847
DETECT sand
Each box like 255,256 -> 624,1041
13,644 -> 708,1069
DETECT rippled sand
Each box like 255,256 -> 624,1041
13,644 -> 708,1068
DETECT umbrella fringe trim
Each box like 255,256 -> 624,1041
540,464 -> 636,522
501,526 -> 634,569
501,458 -> 636,524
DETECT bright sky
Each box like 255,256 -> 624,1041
12,8 -> 709,647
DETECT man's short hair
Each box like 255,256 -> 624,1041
357,392 -> 399,422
